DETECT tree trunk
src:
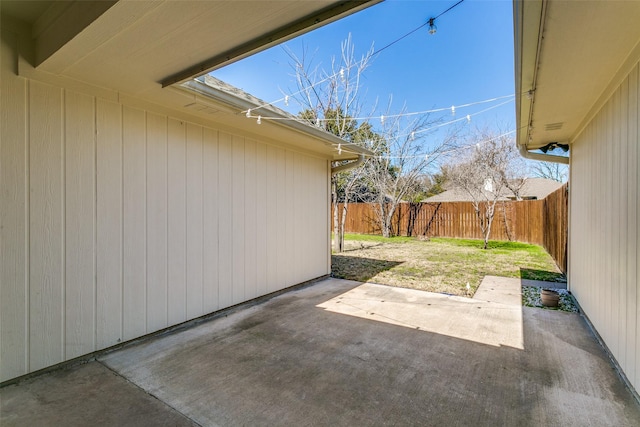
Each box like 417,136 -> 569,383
332,177 -> 340,253
384,205 -> 396,238
340,202 -> 348,252
483,203 -> 496,249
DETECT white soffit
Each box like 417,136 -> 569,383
518,0 -> 640,150
7,0 -> 379,96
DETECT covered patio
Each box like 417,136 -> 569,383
3,277 -> 639,426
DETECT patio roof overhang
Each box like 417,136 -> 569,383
1,0 -> 379,161
514,0 -> 640,160
1,0 -> 380,96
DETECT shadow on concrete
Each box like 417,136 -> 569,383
3,278 -> 639,426
331,255 -> 402,282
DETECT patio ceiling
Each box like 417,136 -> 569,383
1,0 -> 380,96
1,0 -> 379,161
514,0 -> 640,152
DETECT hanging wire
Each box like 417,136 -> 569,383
245,94 -> 514,123
335,129 -> 518,160
239,0 -> 467,115
389,98 -> 515,141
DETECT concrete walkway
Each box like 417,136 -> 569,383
2,277 -> 640,426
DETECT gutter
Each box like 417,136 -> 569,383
518,145 -> 569,165
514,0 -> 569,166
331,154 -> 365,175
179,78 -> 372,161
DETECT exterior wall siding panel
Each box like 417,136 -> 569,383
0,35 -> 331,382
570,61 -> 640,392
0,31 -> 29,380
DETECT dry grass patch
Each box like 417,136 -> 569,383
332,234 -> 564,296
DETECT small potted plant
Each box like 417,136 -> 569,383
541,289 -> 560,307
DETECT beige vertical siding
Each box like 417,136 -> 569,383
0,34 -> 330,382
570,61 -> 639,392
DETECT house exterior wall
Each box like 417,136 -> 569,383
1,28 -> 331,382
569,60 -> 639,391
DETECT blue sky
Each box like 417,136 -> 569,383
212,0 -> 515,138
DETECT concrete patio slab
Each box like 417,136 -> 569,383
2,277 -> 639,426
0,360 -> 196,427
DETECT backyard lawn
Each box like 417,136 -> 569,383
331,234 -> 566,297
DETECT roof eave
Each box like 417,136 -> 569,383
179,78 -> 373,160
513,0 -> 569,165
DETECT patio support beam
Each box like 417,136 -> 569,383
160,1 -> 380,87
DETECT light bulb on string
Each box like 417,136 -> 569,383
229,1 -> 482,117
428,18 -> 437,35
466,114 -> 471,123
380,115 -> 385,125
246,109 -> 251,118
257,116 -> 261,125
410,132 -> 415,141
451,105 -> 456,116
340,68 -> 345,81
284,96 -> 289,106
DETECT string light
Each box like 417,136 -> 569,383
327,129 -> 517,161
428,18 -> 437,35
363,129 -> 517,161
389,98 -> 514,142
244,94 -> 514,124
236,0 -> 467,115
284,96 -> 289,106
245,97 -> 515,161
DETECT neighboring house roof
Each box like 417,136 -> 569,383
423,178 -> 562,202
518,178 -> 564,199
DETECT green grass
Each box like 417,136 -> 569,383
332,233 -> 565,297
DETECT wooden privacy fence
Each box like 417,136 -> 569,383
335,184 -> 568,273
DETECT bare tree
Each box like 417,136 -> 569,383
364,105 -> 461,238
446,131 -> 525,249
499,141 -> 528,200
531,161 -> 568,183
285,35 -> 464,244
285,35 -> 374,252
